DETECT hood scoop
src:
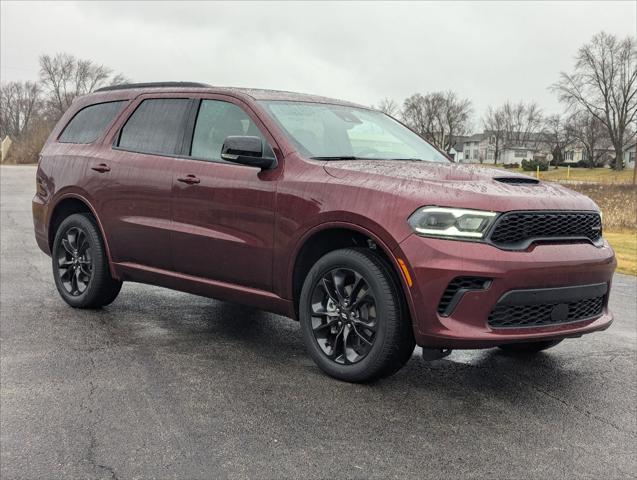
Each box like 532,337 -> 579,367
493,176 -> 539,185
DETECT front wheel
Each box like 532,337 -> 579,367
52,213 -> 122,308
299,248 -> 415,383
498,339 -> 563,353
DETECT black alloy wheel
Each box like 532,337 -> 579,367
52,213 -> 122,308
310,268 -> 377,365
311,268 -> 377,364
300,248 -> 415,383
56,226 -> 93,296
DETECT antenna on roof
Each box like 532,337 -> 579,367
94,82 -> 211,92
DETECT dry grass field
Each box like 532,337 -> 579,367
566,183 -> 636,231
548,182 -> 636,275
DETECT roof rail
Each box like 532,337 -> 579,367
94,81 -> 212,92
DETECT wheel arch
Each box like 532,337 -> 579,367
289,222 -> 416,325
48,194 -> 118,279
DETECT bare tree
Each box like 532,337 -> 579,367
402,91 -> 472,153
39,53 -> 127,118
500,101 -> 544,152
402,93 -> 433,138
442,91 -> 472,153
482,106 -> 505,163
542,114 -> 572,166
566,111 -> 612,168
0,81 -> 42,140
375,98 -> 400,117
480,101 -> 543,164
552,32 -> 637,172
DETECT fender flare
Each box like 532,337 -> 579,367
48,192 -> 118,279
284,220 -> 417,324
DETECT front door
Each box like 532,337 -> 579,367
170,98 -> 278,291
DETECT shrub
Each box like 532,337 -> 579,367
521,158 -> 549,171
3,121 -> 53,164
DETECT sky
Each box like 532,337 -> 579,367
1,1 -> 636,128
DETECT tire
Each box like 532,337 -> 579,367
498,339 -> 563,353
52,213 -> 122,308
299,247 -> 415,383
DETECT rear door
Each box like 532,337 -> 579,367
95,95 -> 194,271
170,97 -> 279,291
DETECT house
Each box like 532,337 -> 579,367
562,141 -> 614,167
499,146 -> 536,164
449,142 -> 464,162
624,142 -> 636,169
451,133 -> 496,163
452,131 -> 548,165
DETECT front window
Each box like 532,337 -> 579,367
191,100 -> 268,162
259,101 -> 449,163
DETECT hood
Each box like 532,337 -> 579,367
323,160 -> 599,212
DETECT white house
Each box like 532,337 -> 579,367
449,143 -> 464,162
452,131 -> 547,165
624,142 -> 636,169
499,146 -> 536,164
562,142 -> 614,167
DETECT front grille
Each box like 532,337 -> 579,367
437,276 -> 491,316
489,211 -> 602,248
488,296 -> 604,328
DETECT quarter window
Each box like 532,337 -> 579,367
59,101 -> 126,144
118,99 -> 191,155
190,100 -> 266,161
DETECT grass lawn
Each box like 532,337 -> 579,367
535,167 -> 635,184
605,231 -> 637,275
478,164 -> 635,184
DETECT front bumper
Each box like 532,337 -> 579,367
397,235 -> 616,348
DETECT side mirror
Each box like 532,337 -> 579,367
220,136 -> 277,169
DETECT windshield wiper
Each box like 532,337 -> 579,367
310,156 -> 363,161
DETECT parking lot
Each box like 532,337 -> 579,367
1,165 -> 635,479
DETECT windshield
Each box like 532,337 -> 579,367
259,101 -> 449,163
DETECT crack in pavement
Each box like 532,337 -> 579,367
79,344 -> 119,480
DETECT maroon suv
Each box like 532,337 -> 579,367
32,82 -> 616,382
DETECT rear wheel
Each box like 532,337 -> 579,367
299,248 -> 415,383
498,339 -> 563,353
52,213 -> 122,308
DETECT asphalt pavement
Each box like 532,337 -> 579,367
1,165 -> 636,479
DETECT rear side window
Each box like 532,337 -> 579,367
117,99 -> 191,155
59,101 -> 126,144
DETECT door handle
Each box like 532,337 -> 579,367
91,163 -> 111,173
177,175 -> 201,185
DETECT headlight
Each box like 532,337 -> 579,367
408,207 -> 498,240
